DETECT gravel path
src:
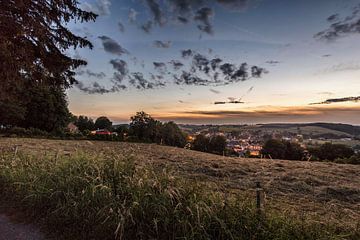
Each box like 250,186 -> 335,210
0,208 -> 45,240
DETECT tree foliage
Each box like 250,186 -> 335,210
192,134 -> 226,155
129,112 -> 186,147
74,116 -> 95,133
95,116 -> 113,130
0,0 -> 97,130
261,139 -> 305,160
309,143 -> 354,161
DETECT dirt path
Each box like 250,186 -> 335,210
0,207 -> 45,240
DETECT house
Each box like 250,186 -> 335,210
67,122 -> 79,133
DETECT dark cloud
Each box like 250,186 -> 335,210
110,59 -> 128,76
210,88 -> 221,94
118,21 -> 125,32
251,66 -> 267,78
214,97 -> 244,105
141,21 -> 153,33
85,70 -> 106,79
76,69 -> 106,79
98,36 -> 129,55
194,7 -> 214,35
315,4 -> 360,41
211,58 -> 222,70
266,60 -> 280,65
174,71 -> 209,85
310,96 -> 360,105
193,53 -> 211,73
153,62 -> 167,73
75,81 -> 114,94
128,8 -> 138,23
181,49 -> 194,58
177,16 -> 189,23
145,0 -> 166,26
169,60 -> 184,70
327,14 -> 339,22
153,40 -> 172,48
129,72 -> 165,90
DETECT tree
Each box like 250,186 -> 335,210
261,139 -> 305,160
192,134 -> 210,152
129,111 -> 162,142
0,1 -> 96,129
21,84 -> 70,132
75,116 -> 95,133
284,141 -> 305,160
95,117 -> 112,130
209,135 -> 226,154
309,143 -> 354,161
261,139 -> 286,159
161,122 -> 187,147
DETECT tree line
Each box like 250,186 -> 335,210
261,139 -> 360,164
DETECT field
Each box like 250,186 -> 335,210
1,138 -> 360,239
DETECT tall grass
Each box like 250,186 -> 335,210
0,151 -> 358,240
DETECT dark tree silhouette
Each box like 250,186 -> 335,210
95,117 -> 113,130
0,0 -> 97,128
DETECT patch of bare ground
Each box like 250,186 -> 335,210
1,138 -> 360,229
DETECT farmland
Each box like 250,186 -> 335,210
0,138 -> 360,239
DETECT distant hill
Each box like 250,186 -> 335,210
180,122 -> 360,138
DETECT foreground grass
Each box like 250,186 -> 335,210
0,151 -> 358,240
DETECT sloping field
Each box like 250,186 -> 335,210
1,138 -> 360,230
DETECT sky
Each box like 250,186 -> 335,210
67,0 -> 360,124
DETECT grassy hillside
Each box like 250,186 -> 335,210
1,138 -> 360,239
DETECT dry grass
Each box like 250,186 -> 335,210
1,137 -> 360,230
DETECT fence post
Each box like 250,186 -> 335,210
255,181 -> 262,214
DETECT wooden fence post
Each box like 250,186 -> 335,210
255,181 -> 262,214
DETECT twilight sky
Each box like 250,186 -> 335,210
68,0 -> 360,124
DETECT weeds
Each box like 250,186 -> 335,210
0,151 -> 358,239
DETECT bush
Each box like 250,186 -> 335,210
261,139 -> 305,160
0,152 -> 358,239
309,143 -> 354,161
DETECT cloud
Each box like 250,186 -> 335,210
266,60 -> 280,65
322,54 -> 331,58
169,60 -> 184,70
145,0 -> 166,26
85,70 -> 106,79
129,72 -> 165,90
210,88 -> 221,94
315,4 -> 360,41
321,62 -> 360,73
194,7 -> 214,34
141,21 -> 153,33
181,49 -> 194,58
81,0 -> 111,16
128,8 -> 138,23
98,36 -> 129,55
110,59 -> 128,76
76,69 -> 106,79
118,21 -> 125,32
318,91 -> 334,96
75,81 -> 116,94
153,40 -> 172,48
310,96 -> 360,105
153,62 -> 167,73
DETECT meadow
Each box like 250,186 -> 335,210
0,138 -> 360,239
